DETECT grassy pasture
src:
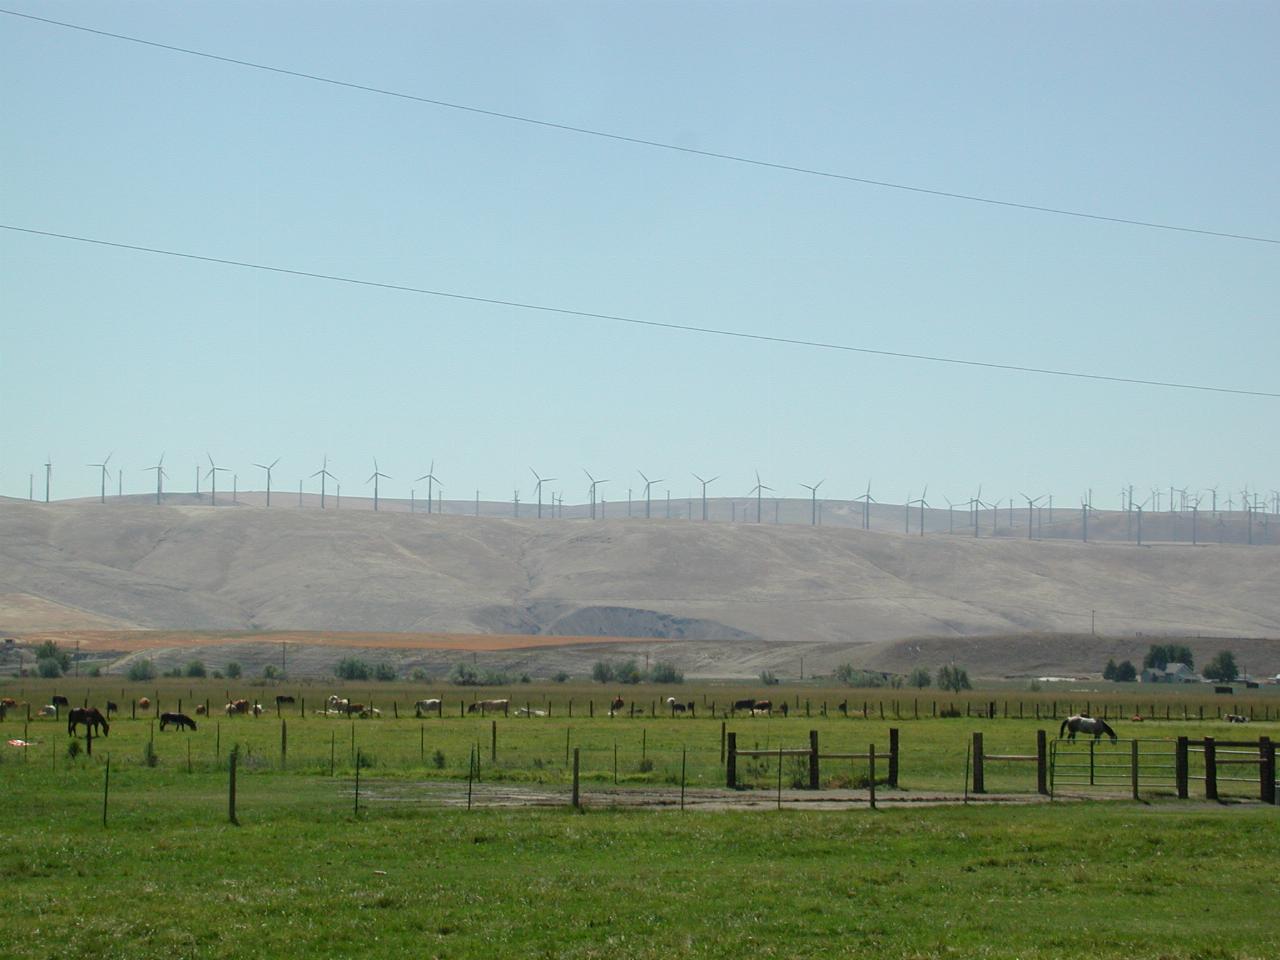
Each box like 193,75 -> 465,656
3,679 -> 1277,958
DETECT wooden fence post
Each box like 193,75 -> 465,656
354,748 -> 361,816
1176,737 -> 1188,799
809,729 -> 819,789
726,732 -> 737,788
1260,738 -> 1275,805
1036,729 -> 1048,795
868,744 -> 877,810
572,747 -> 580,809
1130,739 -> 1139,801
888,728 -> 900,788
280,718 -> 287,769
228,747 -> 239,826
972,732 -> 985,794
102,756 -> 110,828
1204,737 -> 1217,800
492,720 -> 497,762
720,721 -> 726,764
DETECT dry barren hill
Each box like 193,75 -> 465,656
2,499 -> 1278,677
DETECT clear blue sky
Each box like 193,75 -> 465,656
3,1 -> 1277,508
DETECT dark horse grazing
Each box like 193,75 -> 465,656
160,712 -> 197,731
1060,715 -> 1117,742
67,707 -> 109,737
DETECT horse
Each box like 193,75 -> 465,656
159,712 -> 197,732
414,698 -> 442,718
468,699 -> 510,715
666,697 -> 687,714
275,695 -> 295,706
225,699 -> 250,716
105,701 -> 118,716
608,697 -> 625,716
251,702 -> 263,717
751,700 -> 772,717
195,703 -> 208,715
67,707 -> 109,737
732,698 -> 758,714
1059,715 -> 1118,742
52,695 -> 69,709
38,704 -> 57,718
137,697 -> 152,711
778,702 -> 789,718
837,700 -> 849,717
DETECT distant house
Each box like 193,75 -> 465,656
1141,662 -> 1200,683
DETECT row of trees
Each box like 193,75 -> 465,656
831,663 -> 971,691
1106,645 -> 1240,682
591,659 -> 684,684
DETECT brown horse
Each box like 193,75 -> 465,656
68,707 -> 109,737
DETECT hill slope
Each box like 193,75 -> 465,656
3,501 -> 1278,650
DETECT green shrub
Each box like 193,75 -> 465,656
67,739 -> 82,760
143,739 -> 159,767
591,661 -> 615,683
637,758 -> 654,774
127,659 -> 156,682
225,661 -> 242,679
909,667 -> 932,689
410,667 -> 429,682
185,659 -> 206,678
553,671 -> 570,683
480,669 -> 511,686
936,665 -> 972,692
614,660 -> 642,685
262,664 -> 280,680
650,661 -> 684,684
432,749 -> 446,769
336,658 -> 372,681
374,662 -> 397,682
449,662 -> 479,686
35,640 -> 71,672
37,657 -> 62,678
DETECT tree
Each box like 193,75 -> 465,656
591,661 -> 615,684
614,659 -> 642,684
1115,660 -> 1137,682
1103,659 -> 1118,681
650,660 -> 684,684
127,659 -> 156,682
1143,644 -> 1194,671
1203,650 -> 1239,682
908,667 -> 932,689
37,656 -> 62,678
34,640 -> 71,673
261,664 -> 280,680
937,665 -> 972,692
185,659 -> 207,678
335,658 -> 371,681
225,661 -> 242,679
448,661 -> 480,686
374,662 -> 397,682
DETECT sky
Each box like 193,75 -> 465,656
2,1 -> 1277,509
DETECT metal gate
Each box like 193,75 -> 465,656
1049,738 -> 1176,798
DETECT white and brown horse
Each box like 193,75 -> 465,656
1059,715 -> 1118,742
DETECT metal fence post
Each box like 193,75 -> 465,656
1204,737 -> 1217,800
726,732 -> 737,788
972,732 -> 985,794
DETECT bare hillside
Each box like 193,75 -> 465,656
2,502 -> 1278,659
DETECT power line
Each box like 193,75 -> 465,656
4,222 -> 1276,400
4,7 -> 1276,247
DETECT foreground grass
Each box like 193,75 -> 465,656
3,768 -> 1276,959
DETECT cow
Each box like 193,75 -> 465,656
666,697 -> 695,715
251,701 -> 263,717
195,703 -> 208,715
137,697 -> 152,712
608,697 -> 625,717
1225,714 -> 1250,723
837,700 -> 849,717
1,697 -> 18,709
751,700 -> 772,717
414,698 -> 442,718
344,702 -> 366,717
105,701 -> 118,716
275,695 -> 295,706
327,695 -> 350,716
732,698 -> 758,714
159,712 -> 197,732
467,699 -> 510,716
67,706 -> 109,737
358,707 -> 381,719
225,699 -> 250,716
52,695 -> 69,708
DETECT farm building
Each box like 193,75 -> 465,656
1140,662 -> 1201,683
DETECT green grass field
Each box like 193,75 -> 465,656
2,678 -> 1276,958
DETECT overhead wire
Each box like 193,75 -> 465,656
2,7 -> 1276,246
3,222 -> 1276,400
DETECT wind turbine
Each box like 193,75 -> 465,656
800,480 -> 824,526
943,497 -> 956,534
584,469 -> 610,519
1018,492 -> 1044,540
1133,496 -> 1148,546
87,452 -> 112,504
854,481 -> 876,530
692,473 -> 718,521
639,470 -> 664,519
749,471 -> 772,523
908,485 -> 929,536
530,468 -> 556,519
143,453 -> 167,505
416,461 -> 441,514
367,458 -> 391,511
254,457 -> 280,507
311,455 -> 337,509
204,454 -> 230,506
43,455 -> 52,503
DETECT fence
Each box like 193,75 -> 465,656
1181,736 -> 1276,803
725,728 -> 899,795
968,730 -> 1048,796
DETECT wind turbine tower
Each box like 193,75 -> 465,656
204,454 -> 229,506
638,470 -> 664,519
44,455 -> 52,503
584,469 -> 609,519
749,471 -> 772,523
692,473 -> 718,521
800,480 -> 824,526
88,452 -> 112,504
143,453 -> 167,505
367,459 -> 391,511
310,455 -> 337,509
530,468 -> 557,519
416,461 -> 441,514
254,457 -> 280,507
1018,492 -> 1044,540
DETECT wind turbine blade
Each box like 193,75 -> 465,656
208,453 -> 215,467
270,457 -> 280,469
